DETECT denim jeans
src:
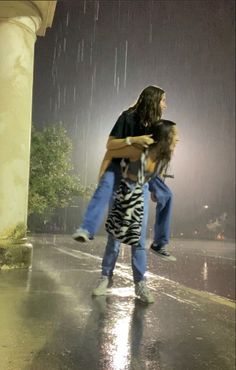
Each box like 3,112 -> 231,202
102,182 -> 149,282
80,171 -> 173,247
148,176 -> 173,247
80,163 -> 121,236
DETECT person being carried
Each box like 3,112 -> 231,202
72,85 -> 176,261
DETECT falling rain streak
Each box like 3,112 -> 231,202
90,75 -> 94,107
57,85 -> 61,110
117,76 -> 120,94
90,39 -> 93,65
76,42 -> 80,65
66,11 -> 69,27
63,86 -> 67,105
95,0 -> 99,21
114,47 -> 118,87
149,0 -> 154,44
81,39 -> 84,62
149,23 -> 153,44
63,37 -> 67,52
124,40 -> 128,88
73,86 -> 76,103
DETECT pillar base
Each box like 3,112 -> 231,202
0,238 -> 33,270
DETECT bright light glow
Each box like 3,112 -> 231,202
204,205 -> 209,209
101,302 -> 133,370
111,316 -> 131,370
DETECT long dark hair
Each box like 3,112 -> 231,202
150,119 -> 177,175
128,85 -> 165,125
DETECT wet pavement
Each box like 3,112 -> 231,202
0,235 -> 235,370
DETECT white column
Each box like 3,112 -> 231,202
0,1 -> 41,242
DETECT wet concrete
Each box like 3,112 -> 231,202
0,235 -> 235,370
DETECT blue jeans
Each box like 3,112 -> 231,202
102,183 -> 149,282
148,176 -> 173,247
80,172 -> 172,246
81,163 -> 121,236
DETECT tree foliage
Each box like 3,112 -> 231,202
28,124 -> 85,216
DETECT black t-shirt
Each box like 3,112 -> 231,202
110,110 -> 151,138
109,110 -> 152,164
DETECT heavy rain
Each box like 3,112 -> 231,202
33,0 -> 235,239
0,1 -> 235,369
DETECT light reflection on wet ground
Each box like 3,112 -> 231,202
53,235 -> 235,300
148,239 -> 235,300
0,235 -> 235,370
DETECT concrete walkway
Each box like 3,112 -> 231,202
0,235 -> 235,370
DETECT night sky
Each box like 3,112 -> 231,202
32,0 -> 235,235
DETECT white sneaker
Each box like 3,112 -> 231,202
135,280 -> 154,303
72,228 -> 90,242
92,276 -> 112,296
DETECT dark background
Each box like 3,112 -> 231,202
32,0 -> 235,238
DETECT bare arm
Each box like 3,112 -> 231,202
106,135 -> 154,150
98,145 -> 144,180
105,145 -> 143,159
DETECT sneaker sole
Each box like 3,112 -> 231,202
138,297 -> 155,304
72,235 -> 89,243
135,294 -> 155,304
91,279 -> 113,296
150,248 -> 177,262
92,289 -> 107,296
92,285 -> 110,296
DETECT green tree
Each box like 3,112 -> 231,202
28,124 -> 85,218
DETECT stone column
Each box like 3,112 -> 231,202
0,1 -> 56,252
